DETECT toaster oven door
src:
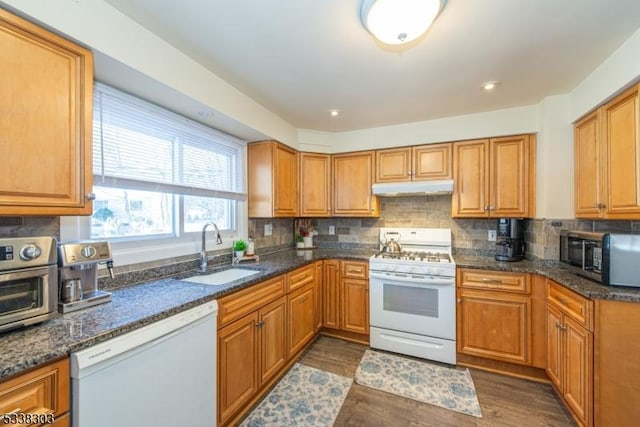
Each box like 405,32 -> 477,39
0,265 -> 57,331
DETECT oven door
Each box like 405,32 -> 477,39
369,271 -> 455,340
0,265 -> 57,331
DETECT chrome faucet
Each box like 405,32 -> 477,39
200,222 -> 223,272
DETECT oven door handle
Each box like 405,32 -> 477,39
369,272 -> 454,286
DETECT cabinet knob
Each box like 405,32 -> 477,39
596,203 -> 606,209
457,298 -> 461,303
86,192 -> 96,201
489,206 -> 495,211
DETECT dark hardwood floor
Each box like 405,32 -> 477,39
297,336 -> 575,427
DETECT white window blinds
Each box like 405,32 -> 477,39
93,83 -> 246,201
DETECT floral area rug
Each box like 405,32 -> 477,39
355,349 -> 483,418
240,363 -> 352,426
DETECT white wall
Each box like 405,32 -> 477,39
0,0 -> 299,147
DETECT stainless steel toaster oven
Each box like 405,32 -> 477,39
0,236 -> 58,333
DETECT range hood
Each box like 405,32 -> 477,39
371,180 -> 454,196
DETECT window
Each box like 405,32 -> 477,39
60,83 -> 248,266
91,83 -> 246,241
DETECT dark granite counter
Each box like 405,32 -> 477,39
3,248 -> 638,382
0,249 -> 372,381
455,255 -> 640,303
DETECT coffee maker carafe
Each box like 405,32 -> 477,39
495,218 -> 525,262
58,241 -> 115,313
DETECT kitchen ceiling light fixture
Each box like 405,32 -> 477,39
360,0 -> 447,45
482,81 -> 500,91
329,109 -> 340,117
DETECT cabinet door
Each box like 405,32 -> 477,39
287,285 -> 315,356
299,153 -> 331,217
489,135 -> 531,217
314,261 -> 323,332
574,111 -> 605,218
375,147 -> 412,182
323,260 -> 340,329
546,303 -> 563,390
0,9 -> 93,215
341,278 -> 369,334
563,316 -> 593,427
457,289 -> 531,364
412,143 -> 452,180
333,151 -> 379,216
218,312 -> 259,425
258,297 -> 287,386
452,139 -> 489,217
604,84 -> 640,218
273,143 -> 298,217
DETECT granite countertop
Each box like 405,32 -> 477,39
2,248 -> 639,381
0,249 -> 372,381
454,255 -> 640,302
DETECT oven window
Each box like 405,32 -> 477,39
383,284 -> 439,318
0,279 -> 42,315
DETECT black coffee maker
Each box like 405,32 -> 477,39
495,218 -> 525,262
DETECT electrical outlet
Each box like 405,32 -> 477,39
264,223 -> 273,236
488,230 -> 497,242
329,225 -> 335,235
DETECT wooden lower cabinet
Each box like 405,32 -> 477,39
546,279 -> 593,427
218,296 -> 287,426
341,278 -> 369,334
457,289 -> 531,364
322,260 -> 369,336
314,261 -> 323,332
323,260 -> 341,329
0,358 -> 70,427
288,284 -> 315,356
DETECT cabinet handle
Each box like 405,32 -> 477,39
86,192 -> 96,201
255,320 -> 265,328
596,203 -> 606,209
481,278 -> 502,284
559,323 -> 567,331
489,206 -> 495,211
457,298 -> 461,303
484,206 -> 489,212
555,321 -> 561,329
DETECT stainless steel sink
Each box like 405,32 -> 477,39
181,268 -> 260,285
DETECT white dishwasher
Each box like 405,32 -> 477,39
70,301 -> 217,427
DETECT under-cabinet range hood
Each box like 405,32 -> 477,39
371,180 -> 454,196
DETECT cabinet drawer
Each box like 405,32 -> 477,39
547,280 -> 593,330
218,275 -> 285,327
287,264 -> 315,293
458,269 -> 530,294
0,358 -> 70,422
342,261 -> 368,279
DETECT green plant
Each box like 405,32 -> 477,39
295,234 -> 304,242
233,240 -> 248,251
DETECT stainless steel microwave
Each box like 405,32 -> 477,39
559,230 -> 640,287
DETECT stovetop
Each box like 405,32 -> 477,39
371,251 -> 453,263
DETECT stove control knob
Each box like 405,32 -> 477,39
20,244 -> 41,261
81,246 -> 97,259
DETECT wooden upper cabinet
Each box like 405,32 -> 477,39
574,111 -> 604,218
333,151 -> 379,217
375,143 -> 451,183
573,83 -> 640,219
452,135 -> 535,218
248,141 -> 298,218
299,152 -> 331,217
0,9 -> 93,215
603,84 -> 640,218
412,143 -> 452,180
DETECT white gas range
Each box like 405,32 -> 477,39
369,227 -> 457,365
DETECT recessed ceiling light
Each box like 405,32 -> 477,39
482,81 -> 500,91
329,109 -> 340,117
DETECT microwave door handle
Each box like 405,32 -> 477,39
581,240 -> 586,269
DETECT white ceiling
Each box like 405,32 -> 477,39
104,0 -> 640,133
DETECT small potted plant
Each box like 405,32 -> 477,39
233,239 -> 248,259
299,225 -> 314,248
295,234 -> 305,249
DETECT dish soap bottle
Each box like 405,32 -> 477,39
246,236 -> 255,256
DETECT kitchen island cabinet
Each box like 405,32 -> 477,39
0,8 -> 93,215
452,135 -> 535,218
